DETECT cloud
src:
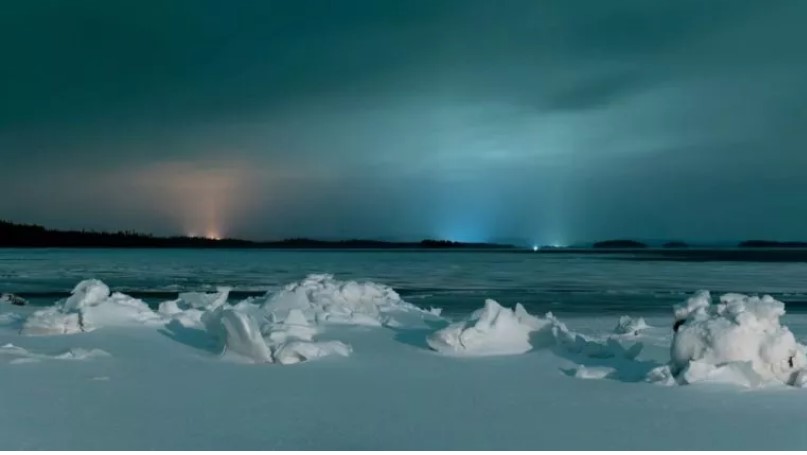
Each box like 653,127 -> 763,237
2,0 -> 807,241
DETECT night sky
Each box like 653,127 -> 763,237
2,0 -> 807,244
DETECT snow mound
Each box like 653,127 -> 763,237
530,312 -> 644,360
427,300 -> 550,356
427,300 -> 644,360
261,274 -> 428,327
613,315 -> 650,336
660,290 -> 807,387
21,279 -> 163,335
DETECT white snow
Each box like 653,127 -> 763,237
21,309 -> 84,335
572,365 -> 616,379
0,343 -> 110,364
202,307 -> 274,363
662,291 -> 807,387
159,287 -> 231,315
427,300 -> 549,356
8,275 -> 807,449
273,340 -> 352,365
21,279 -> 163,335
259,274 -> 430,327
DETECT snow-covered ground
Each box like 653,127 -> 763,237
3,272 -> 807,450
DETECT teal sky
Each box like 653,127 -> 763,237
2,0 -> 807,243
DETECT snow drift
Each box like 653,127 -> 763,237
651,290 -> 807,387
427,300 -> 643,360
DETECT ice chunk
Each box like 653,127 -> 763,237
21,279 -> 164,335
202,308 -> 273,363
678,360 -> 764,388
0,293 -> 28,306
261,274 -> 426,327
646,365 -> 676,386
159,287 -> 231,315
81,292 -> 163,328
263,309 -> 318,344
669,291 -> 807,387
63,279 -> 110,312
613,315 -> 650,336
273,340 -> 352,365
21,309 -> 85,335
427,300 -> 547,356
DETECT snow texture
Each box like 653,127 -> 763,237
659,290 -> 807,387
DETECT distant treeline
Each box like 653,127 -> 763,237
0,220 -> 511,249
592,239 -> 648,248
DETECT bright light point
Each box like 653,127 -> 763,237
532,245 -> 538,252
205,230 -> 222,241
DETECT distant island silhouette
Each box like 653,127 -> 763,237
592,239 -> 648,248
0,220 -> 513,249
738,240 -> 807,248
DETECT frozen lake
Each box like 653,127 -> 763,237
3,248 -> 807,316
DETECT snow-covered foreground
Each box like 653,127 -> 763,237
3,275 -> 807,450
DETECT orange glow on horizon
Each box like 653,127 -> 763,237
132,159 -> 266,241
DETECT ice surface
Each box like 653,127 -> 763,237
662,291 -> 807,387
